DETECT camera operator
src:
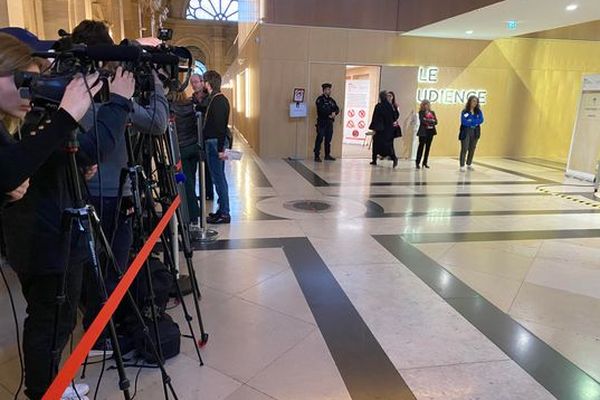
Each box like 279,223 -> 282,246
69,20 -> 170,357
0,31 -> 136,399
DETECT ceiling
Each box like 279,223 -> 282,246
404,0 -> 600,40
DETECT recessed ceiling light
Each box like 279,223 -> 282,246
566,4 -> 578,11
465,30 -> 474,35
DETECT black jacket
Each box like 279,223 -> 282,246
316,95 -> 340,125
369,102 -> 397,157
1,96 -> 132,275
172,101 -> 198,148
417,110 -> 438,137
202,92 -> 230,152
0,113 -> 73,196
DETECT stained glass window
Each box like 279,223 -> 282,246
186,0 -> 239,21
194,60 -> 208,75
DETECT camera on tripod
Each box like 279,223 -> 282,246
14,28 -> 193,109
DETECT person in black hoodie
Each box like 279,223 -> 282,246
369,91 -> 398,168
202,70 -> 231,224
0,32 -> 135,399
415,100 -> 438,169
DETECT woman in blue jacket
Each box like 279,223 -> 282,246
459,95 -> 484,171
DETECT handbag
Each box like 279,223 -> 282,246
394,126 -> 402,138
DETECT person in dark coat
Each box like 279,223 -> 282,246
172,91 -> 203,228
415,99 -> 438,169
369,91 -> 398,168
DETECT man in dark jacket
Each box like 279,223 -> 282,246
202,70 -> 231,224
314,83 -> 340,162
190,73 -> 214,200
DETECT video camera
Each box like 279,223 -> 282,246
15,28 -> 193,109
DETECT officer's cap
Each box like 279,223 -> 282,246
322,83 -> 332,90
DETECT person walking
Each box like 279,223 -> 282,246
459,95 -> 484,171
369,91 -> 398,168
314,83 -> 340,162
415,100 -> 438,169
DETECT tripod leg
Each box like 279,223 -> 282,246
175,208 -> 209,345
159,232 -> 204,365
82,213 -> 132,400
48,213 -> 75,386
90,208 -> 179,399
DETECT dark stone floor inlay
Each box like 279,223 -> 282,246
284,200 -> 335,213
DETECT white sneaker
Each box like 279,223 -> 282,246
460,166 -> 466,172
467,165 -> 475,171
62,383 -> 90,399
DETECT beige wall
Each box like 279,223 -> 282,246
229,23 -> 600,162
224,26 -> 260,152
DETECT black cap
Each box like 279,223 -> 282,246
0,27 -> 56,52
322,83 -> 332,90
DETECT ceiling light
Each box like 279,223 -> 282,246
465,30 -> 474,35
566,4 -> 578,11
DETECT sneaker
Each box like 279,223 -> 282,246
423,164 -> 430,169
370,161 -> 377,166
314,156 -> 322,163
393,158 -> 398,168
467,165 -> 475,171
88,339 -> 113,359
324,156 -> 336,161
208,213 -> 231,224
62,383 -> 89,399
460,166 -> 466,172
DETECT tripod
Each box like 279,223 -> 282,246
49,131 -> 179,400
193,111 -> 218,243
148,114 -> 209,347
114,122 -> 206,364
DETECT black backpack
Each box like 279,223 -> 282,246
133,313 -> 181,363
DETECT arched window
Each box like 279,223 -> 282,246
186,0 -> 239,21
194,60 -> 208,75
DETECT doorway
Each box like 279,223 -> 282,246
342,66 -> 381,159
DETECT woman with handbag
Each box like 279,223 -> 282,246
415,100 -> 438,169
459,95 -> 484,172
369,91 -> 398,168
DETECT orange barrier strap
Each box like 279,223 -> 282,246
43,196 -> 182,400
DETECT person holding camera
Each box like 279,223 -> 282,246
69,20 -> 169,357
202,70 -> 231,224
0,31 -> 136,399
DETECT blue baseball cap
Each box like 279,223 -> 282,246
0,27 -> 56,51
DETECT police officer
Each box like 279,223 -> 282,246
314,83 -> 340,162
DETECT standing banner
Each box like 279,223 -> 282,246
343,80 -> 371,144
567,75 -> 600,181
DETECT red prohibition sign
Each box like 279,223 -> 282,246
346,120 -> 355,128
358,120 -> 366,129
348,109 -> 356,118
358,109 -> 366,118
352,130 -> 359,137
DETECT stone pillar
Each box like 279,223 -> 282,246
42,0 -> 69,39
212,25 -> 225,73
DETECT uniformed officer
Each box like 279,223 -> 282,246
314,83 -> 340,162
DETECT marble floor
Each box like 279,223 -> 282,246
1,139 -> 600,400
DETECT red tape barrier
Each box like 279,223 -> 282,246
43,196 -> 182,400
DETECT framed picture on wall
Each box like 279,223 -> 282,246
293,88 -> 305,103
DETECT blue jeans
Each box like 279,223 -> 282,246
205,138 -> 230,215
